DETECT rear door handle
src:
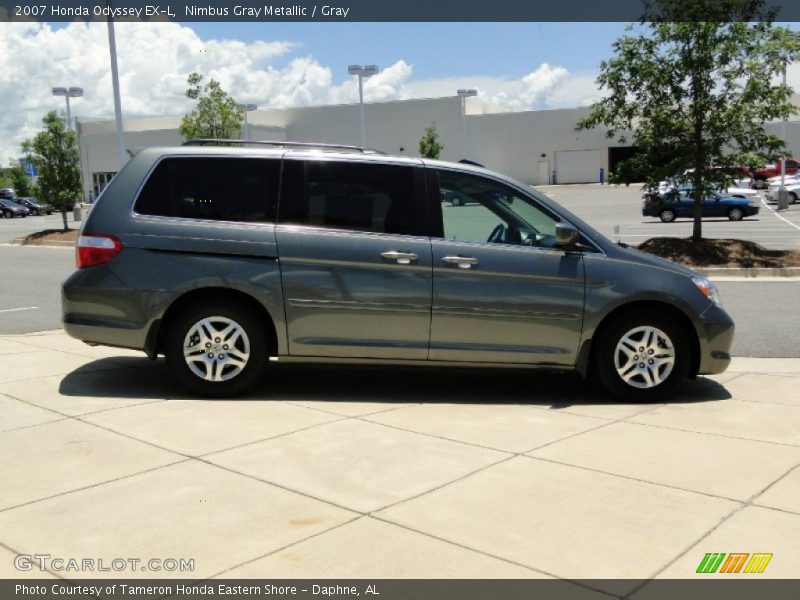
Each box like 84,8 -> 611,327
381,250 -> 419,265
442,255 -> 479,269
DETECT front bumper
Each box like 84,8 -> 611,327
696,302 -> 735,375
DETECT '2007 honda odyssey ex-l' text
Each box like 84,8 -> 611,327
62,141 -> 734,400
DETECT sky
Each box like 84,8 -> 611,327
1,21 -> 799,166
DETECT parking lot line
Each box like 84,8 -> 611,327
759,196 -> 800,232
0,307 -> 38,314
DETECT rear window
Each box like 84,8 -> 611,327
134,157 -> 280,222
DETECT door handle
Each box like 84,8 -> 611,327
381,250 -> 419,265
442,255 -> 479,269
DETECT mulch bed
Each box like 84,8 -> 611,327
15,229 -> 80,245
638,237 -> 800,268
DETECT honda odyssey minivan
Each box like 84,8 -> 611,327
62,141 -> 734,399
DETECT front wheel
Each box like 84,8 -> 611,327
753,178 -> 767,190
790,192 -> 798,205
594,312 -> 690,401
165,301 -> 268,397
728,207 -> 744,221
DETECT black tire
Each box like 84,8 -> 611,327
593,311 -> 691,402
753,178 -> 767,190
790,192 -> 798,205
165,300 -> 268,397
659,209 -> 676,223
727,207 -> 744,221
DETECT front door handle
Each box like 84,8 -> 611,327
381,250 -> 419,265
442,255 -> 479,269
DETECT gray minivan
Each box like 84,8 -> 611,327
62,142 -> 734,400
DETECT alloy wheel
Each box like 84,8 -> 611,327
182,316 -> 251,382
613,325 -> 676,389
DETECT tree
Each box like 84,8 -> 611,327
179,72 -> 244,141
578,0 -> 800,241
9,163 -> 32,197
419,123 -> 444,159
22,111 -> 82,231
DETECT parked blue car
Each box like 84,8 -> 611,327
642,187 -> 760,222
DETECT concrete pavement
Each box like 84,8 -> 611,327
1,330 -> 799,594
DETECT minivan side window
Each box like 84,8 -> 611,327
435,169 -> 559,247
279,160 -> 418,235
135,157 -> 280,222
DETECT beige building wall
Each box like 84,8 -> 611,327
75,94 -> 800,196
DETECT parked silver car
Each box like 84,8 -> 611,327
62,141 -> 734,400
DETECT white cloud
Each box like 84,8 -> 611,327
0,21 -> 598,166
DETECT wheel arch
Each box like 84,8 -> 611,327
577,300 -> 701,380
146,287 -> 280,359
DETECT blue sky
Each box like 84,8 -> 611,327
185,22 -> 630,81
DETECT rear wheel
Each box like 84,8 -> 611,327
753,178 -> 767,190
728,207 -> 744,221
165,301 -> 268,397
659,209 -> 676,223
790,192 -> 798,204
594,311 -> 690,401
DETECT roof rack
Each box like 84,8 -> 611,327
182,139 -> 386,155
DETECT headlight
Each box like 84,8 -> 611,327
692,276 -> 721,305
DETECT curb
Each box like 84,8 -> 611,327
696,267 -> 800,279
7,239 -> 75,248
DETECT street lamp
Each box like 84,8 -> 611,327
239,104 -> 257,141
778,31 -> 800,211
52,86 -> 83,130
457,89 -> 478,159
348,64 -> 379,147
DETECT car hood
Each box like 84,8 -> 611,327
609,243 -> 699,279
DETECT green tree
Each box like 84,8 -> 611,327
578,0 -> 800,241
22,111 -> 82,231
9,163 -> 32,197
179,72 -> 244,141
418,123 -> 444,159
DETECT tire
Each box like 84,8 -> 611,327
728,207 -> 744,221
165,300 -> 268,397
659,209 -> 676,223
593,311 -> 691,402
790,192 -> 798,205
753,178 -> 767,190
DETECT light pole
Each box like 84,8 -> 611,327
457,89 -> 477,159
778,31 -> 800,211
239,104 -> 257,141
106,3 -> 126,171
348,64 -> 379,147
52,87 -> 83,130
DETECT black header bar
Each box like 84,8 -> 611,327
2,0 -> 800,22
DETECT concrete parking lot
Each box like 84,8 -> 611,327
1,331 -> 799,594
2,188 -> 799,594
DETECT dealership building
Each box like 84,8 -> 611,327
75,94 -> 800,197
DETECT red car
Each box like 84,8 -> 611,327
750,158 -> 800,189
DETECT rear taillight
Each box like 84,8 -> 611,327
76,234 -> 123,268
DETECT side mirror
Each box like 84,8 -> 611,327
555,223 -> 579,249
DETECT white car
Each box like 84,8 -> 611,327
765,180 -> 800,204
